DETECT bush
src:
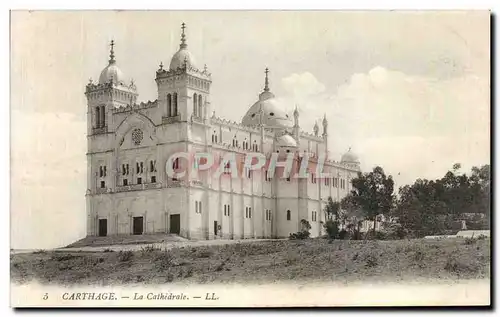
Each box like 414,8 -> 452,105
141,244 -> 162,254
338,229 -> 348,240
118,250 -> 133,262
324,220 -> 340,240
289,219 -> 311,240
289,231 -> 310,240
364,252 -> 378,268
444,255 -> 480,275
464,237 -> 477,245
384,223 -> 408,239
349,229 -> 363,240
50,253 -> 75,261
154,251 -> 174,271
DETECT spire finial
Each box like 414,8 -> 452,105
264,67 -> 270,92
159,61 -> 164,70
180,22 -> 187,49
109,40 -> 115,64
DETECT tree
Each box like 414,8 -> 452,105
324,220 -> 340,240
323,197 -> 345,239
470,165 -> 491,217
348,166 -> 395,234
340,194 -> 364,232
324,197 -> 342,222
393,164 -> 491,237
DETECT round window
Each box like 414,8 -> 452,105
131,129 -> 144,146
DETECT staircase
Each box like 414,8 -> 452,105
65,233 -> 188,248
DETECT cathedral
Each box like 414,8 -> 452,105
85,24 -> 361,240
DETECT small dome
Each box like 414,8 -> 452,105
341,148 -> 360,163
169,48 -> 197,70
98,41 -> 126,85
99,63 -> 125,85
277,134 -> 297,147
169,23 -> 198,71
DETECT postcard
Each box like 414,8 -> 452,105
10,10 -> 491,307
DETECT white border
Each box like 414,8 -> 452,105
3,1 -> 497,316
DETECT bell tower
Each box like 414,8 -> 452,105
155,23 -> 212,124
85,40 -> 138,136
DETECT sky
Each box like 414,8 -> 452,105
10,11 -> 490,249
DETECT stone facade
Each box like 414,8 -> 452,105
85,25 -> 361,240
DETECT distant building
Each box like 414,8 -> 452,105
85,24 -> 360,240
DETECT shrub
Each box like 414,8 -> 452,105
289,219 -> 312,240
444,255 -> 480,275
464,237 -> 477,245
364,252 -> 378,268
50,253 -> 75,262
214,258 -> 229,272
324,220 -> 340,240
343,229 -> 363,240
289,231 -> 310,240
195,250 -> 213,258
413,250 -> 425,264
338,229 -> 348,240
154,251 -> 174,271
117,250 -> 133,262
141,244 -> 161,254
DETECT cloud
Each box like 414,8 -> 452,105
279,67 -> 490,185
11,111 -> 87,249
281,72 -> 326,100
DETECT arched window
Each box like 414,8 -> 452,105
198,95 -> 203,118
193,93 -> 198,116
286,210 -> 291,221
167,94 -> 172,117
100,105 -> 106,127
211,135 -> 214,143
173,93 -> 178,116
95,106 -> 101,127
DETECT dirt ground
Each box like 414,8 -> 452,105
10,238 -> 490,286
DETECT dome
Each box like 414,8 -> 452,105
241,68 -> 293,129
241,95 -> 293,129
169,48 -> 197,70
98,40 -> 126,85
169,23 -> 197,71
99,63 -> 125,85
277,134 -> 297,147
341,148 -> 360,163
